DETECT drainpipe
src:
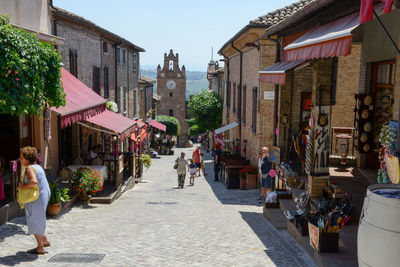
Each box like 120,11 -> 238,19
267,36 -> 280,146
231,42 -> 243,156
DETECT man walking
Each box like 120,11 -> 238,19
214,144 -> 222,181
176,152 -> 189,188
192,146 -> 201,176
260,147 -> 272,198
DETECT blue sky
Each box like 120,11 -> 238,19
54,0 -> 298,71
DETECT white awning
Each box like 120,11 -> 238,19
214,121 -> 239,135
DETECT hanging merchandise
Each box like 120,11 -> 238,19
354,94 -> 374,153
379,124 -> 396,149
385,153 -> 400,184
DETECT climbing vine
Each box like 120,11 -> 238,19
0,15 -> 65,116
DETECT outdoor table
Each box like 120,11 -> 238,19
66,165 -> 108,183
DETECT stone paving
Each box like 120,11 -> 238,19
0,147 -> 316,266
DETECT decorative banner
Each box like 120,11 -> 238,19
308,223 -> 320,249
269,146 -> 280,165
312,106 -> 330,178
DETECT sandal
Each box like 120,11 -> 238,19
44,243 -> 51,247
27,248 -> 46,255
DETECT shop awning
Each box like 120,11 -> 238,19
148,119 -> 167,132
131,125 -> 148,142
259,60 -> 307,85
214,121 -> 239,135
284,13 -> 360,61
84,110 -> 137,141
51,68 -> 106,128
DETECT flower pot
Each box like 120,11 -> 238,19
246,173 -> 257,189
240,177 -> 246,190
46,202 -> 61,216
80,190 -> 89,200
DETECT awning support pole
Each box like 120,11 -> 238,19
373,9 -> 400,55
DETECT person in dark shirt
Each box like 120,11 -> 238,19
260,147 -> 272,198
214,144 -> 222,181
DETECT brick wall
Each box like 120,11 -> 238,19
56,21 -> 101,89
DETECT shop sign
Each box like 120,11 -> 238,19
308,223 -> 320,249
264,91 -> 275,100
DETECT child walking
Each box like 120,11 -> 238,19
188,159 -> 197,186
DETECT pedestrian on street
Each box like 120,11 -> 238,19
18,146 -> 51,255
200,152 -> 206,176
188,159 -> 197,186
214,144 -> 222,181
192,146 -> 201,176
257,151 -> 263,202
176,152 -> 189,189
260,147 -> 272,199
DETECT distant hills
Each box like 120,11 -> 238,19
140,68 -> 209,100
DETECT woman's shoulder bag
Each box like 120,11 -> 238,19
17,165 -> 40,209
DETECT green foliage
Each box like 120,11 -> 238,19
189,124 -> 206,136
188,90 -> 223,131
141,154 -> 152,169
155,115 -> 180,136
0,15 -> 65,116
186,118 -> 197,127
49,181 -> 70,204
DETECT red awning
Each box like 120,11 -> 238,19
51,68 -> 106,128
148,119 -> 167,132
131,125 -> 148,142
259,60 -> 307,85
284,13 -> 360,61
85,110 -> 137,141
136,119 -> 146,129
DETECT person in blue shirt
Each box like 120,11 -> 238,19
260,147 -> 272,198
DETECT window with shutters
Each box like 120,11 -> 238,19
134,90 -> 137,116
69,48 -> 78,77
169,109 -> 173,116
233,83 -> 236,113
242,85 -> 246,124
133,53 -> 137,72
122,49 -> 126,64
123,87 -> 127,113
116,46 -> 120,64
170,92 -> 173,97
92,66 -> 100,95
116,87 -> 121,113
104,67 -> 109,98
237,84 -> 241,120
252,87 -> 257,133
103,42 -> 108,53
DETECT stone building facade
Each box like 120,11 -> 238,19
218,0 -> 315,166
139,76 -> 156,120
157,50 -> 188,146
52,7 -> 144,120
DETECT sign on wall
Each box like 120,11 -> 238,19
264,91 -> 275,100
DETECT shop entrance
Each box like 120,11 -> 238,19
0,115 -> 20,205
367,61 -> 395,170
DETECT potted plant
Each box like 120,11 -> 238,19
141,154 -> 152,169
46,181 -> 70,216
72,167 -> 104,200
246,166 -> 258,189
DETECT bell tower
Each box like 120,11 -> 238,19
157,49 -> 188,147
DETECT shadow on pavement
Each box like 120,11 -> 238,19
0,251 -> 39,266
0,223 -> 27,244
201,150 -> 261,207
239,211 -> 312,267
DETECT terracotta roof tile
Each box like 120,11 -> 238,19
250,0 -> 316,28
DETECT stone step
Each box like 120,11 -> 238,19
262,200 -> 287,230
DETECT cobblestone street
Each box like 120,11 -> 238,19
0,147 -> 316,266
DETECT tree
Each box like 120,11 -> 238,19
0,15 -> 65,116
155,115 -> 180,136
188,90 -> 223,131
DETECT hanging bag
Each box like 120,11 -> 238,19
173,158 -> 179,169
17,166 -> 39,209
